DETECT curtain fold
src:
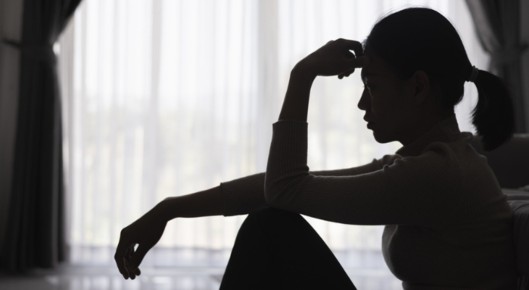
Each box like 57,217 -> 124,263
0,0 -> 82,273
0,0 -> 24,258
465,0 -> 528,134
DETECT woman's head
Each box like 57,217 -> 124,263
357,7 -> 516,151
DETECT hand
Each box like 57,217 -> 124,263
294,38 -> 370,79
114,203 -> 168,280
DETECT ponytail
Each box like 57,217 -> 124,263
471,69 -> 516,151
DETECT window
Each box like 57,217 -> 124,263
58,0 -> 487,280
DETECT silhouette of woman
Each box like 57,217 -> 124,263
115,7 -> 518,290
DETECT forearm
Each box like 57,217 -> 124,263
277,66 -> 316,122
157,186 -> 224,222
156,161 -> 379,222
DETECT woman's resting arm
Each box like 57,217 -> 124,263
220,155 -> 399,216
158,152 -> 401,220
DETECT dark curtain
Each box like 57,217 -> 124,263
466,0 -> 528,134
0,0 -> 82,273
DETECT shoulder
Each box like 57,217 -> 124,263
384,143 -> 462,186
375,133 -> 473,182
375,153 -> 404,168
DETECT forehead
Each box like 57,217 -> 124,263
360,48 -> 386,80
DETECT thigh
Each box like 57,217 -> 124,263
221,207 -> 357,290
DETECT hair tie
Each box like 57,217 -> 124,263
466,65 -> 479,82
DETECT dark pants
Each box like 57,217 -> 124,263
219,207 -> 357,290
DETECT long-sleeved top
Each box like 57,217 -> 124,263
220,114 -> 518,289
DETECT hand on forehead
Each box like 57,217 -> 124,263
354,55 -> 371,68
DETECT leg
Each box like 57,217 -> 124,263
219,207 -> 357,290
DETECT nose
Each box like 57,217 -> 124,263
357,89 -> 370,111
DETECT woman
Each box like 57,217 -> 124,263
114,7 -> 518,289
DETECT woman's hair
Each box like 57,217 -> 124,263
365,7 -> 516,151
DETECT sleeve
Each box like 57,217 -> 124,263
220,150 -> 400,217
264,121 -> 462,228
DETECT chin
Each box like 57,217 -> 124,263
372,131 -> 395,144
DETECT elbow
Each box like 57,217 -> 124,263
264,174 -> 288,207
264,179 -> 279,206
264,194 -> 275,206
264,174 -> 308,207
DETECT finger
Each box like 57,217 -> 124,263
114,235 -> 131,279
338,39 -> 363,57
127,245 -> 134,259
125,260 -> 141,277
123,247 -> 132,278
338,66 -> 355,79
125,259 -> 137,280
349,55 -> 370,68
342,50 -> 355,59
125,245 -> 139,279
129,244 -> 150,273
340,68 -> 355,77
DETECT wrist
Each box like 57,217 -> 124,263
291,62 -> 317,82
155,198 -> 174,223
278,65 -> 315,122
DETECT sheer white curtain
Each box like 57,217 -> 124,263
58,0 -> 487,274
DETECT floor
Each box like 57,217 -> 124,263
0,264 -> 403,290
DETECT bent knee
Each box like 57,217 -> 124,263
254,206 -> 298,217
247,207 -> 301,225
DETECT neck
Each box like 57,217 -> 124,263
399,111 -> 454,146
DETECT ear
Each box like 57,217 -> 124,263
412,70 -> 430,106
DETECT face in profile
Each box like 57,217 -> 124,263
358,46 -> 440,146
358,47 -> 410,145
